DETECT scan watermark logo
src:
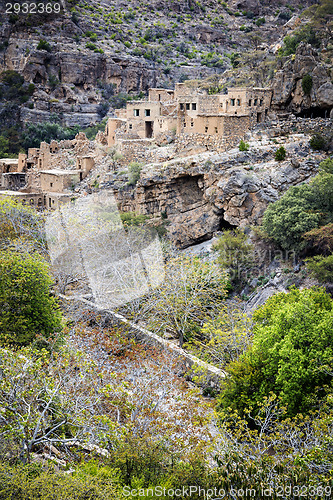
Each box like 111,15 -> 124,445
45,190 -> 164,308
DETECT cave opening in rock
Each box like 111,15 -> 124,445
218,214 -> 237,232
296,106 -> 332,119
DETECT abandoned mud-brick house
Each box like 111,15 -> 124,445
0,135 -> 95,210
106,84 -> 273,145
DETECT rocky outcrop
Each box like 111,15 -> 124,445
113,137 -> 323,247
272,43 -> 333,116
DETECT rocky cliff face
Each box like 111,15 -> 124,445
112,135 -> 325,247
272,43 -> 333,117
0,0 -> 321,130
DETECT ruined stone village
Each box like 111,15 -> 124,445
0,81 -> 331,248
0,83 -> 272,207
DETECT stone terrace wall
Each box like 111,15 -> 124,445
174,132 -> 240,154
256,117 -> 332,137
60,294 -> 224,390
117,139 -> 153,164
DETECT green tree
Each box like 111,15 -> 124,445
219,287 -> 333,418
213,229 -> 254,287
262,183 -> 321,253
310,133 -> 327,151
127,162 -> 142,186
302,74 -> 313,95
0,252 -> 62,346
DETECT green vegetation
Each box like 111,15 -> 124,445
213,229 -> 254,288
37,39 -> 52,52
239,139 -> 249,151
0,197 -> 46,253
279,24 -> 321,56
0,251 -> 62,346
262,159 -> 333,253
310,133 -> 327,151
21,121 -> 81,149
120,211 -> 148,227
127,161 -> 142,186
302,73 -> 313,95
262,183 -> 321,252
274,145 -> 286,161
306,254 -> 333,283
219,287 -> 333,418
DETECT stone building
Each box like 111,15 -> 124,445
106,84 -> 273,145
0,134 -> 95,210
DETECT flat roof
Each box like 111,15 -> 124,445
149,88 -> 174,91
0,158 -> 19,164
40,169 -> 81,176
46,192 -> 73,198
0,190 -> 40,196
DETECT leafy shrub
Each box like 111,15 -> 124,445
0,251 -> 62,346
0,463 -> 122,500
120,211 -> 148,227
86,42 -> 97,50
303,223 -> 333,255
97,101 -> 109,117
306,254 -> 333,283
239,139 -> 249,152
48,74 -> 59,90
1,70 -> 24,87
127,162 -> 142,186
274,145 -> 286,161
310,133 -> 326,151
213,229 -> 254,287
262,158 -> 333,253
279,25 -> 321,56
21,122 -> 81,149
219,287 -> 333,418
262,183 -> 320,252
85,30 -> 97,41
301,74 -> 313,95
255,17 -> 265,26
37,39 -> 51,52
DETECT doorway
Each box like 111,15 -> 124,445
145,121 -> 153,138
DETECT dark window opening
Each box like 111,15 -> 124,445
192,103 -> 196,110
186,103 -> 190,110
205,126 -> 208,133
180,103 -> 184,110
254,98 -> 258,105
50,182 -> 53,187
231,98 -> 235,106
134,109 -> 140,117
129,124 -> 133,129
145,109 -> 151,117
237,99 -> 241,106
248,99 -> 252,106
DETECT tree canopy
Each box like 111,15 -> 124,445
0,251 -> 62,346
219,287 -> 333,419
